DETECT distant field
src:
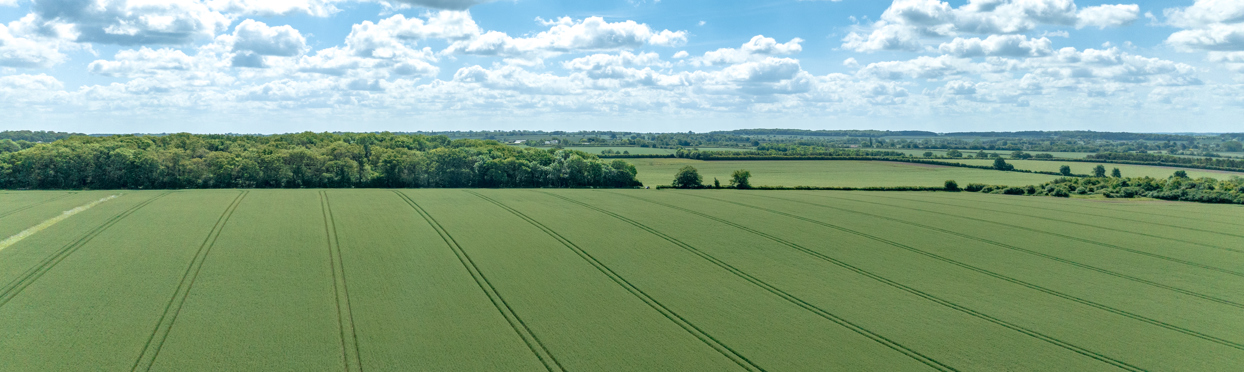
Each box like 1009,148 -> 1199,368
0,189 -> 1241,370
889,149 -> 1097,158
949,159 -> 1244,180
518,146 -> 750,155
631,159 -> 1057,187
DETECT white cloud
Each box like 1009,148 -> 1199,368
444,16 -> 686,61
206,0 -> 339,17
0,23 -> 66,68
844,0 -> 1140,52
0,0 -> 19,6
230,20 -> 307,57
1164,0 -> 1244,29
0,73 -> 63,90
88,47 -> 197,77
1076,4 -> 1140,29
28,0 -> 230,45
695,35 -> 803,66
1168,23 -> 1244,52
938,35 -> 1053,57
386,0 -> 495,11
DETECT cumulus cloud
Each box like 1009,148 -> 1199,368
29,0 -> 230,45
938,35 -> 1053,57
387,0 -> 495,11
694,35 -> 803,66
206,0 -> 339,17
1164,0 -> 1244,29
444,16 -> 686,61
0,23 -> 66,68
844,0 -> 1140,52
230,20 -> 307,57
0,73 -> 63,90
1076,4 -> 1140,29
88,47 -> 197,77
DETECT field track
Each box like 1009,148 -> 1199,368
0,189 -> 1240,370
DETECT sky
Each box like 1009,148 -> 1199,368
0,0 -> 1241,134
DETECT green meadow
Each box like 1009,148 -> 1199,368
1,189 -> 1241,371
630,158 -> 1059,187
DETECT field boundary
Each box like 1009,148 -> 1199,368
467,191 -> 765,372
539,192 -> 959,372
612,192 -> 1144,371
392,191 -> 565,372
130,191 -> 248,372
0,192 -> 170,309
817,193 -> 1244,278
880,193 -> 1244,254
321,191 -> 363,372
0,192 -> 74,219
683,193 -> 1244,352
748,193 -> 1244,310
918,194 -> 1244,241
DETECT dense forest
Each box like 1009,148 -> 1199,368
0,133 -> 642,189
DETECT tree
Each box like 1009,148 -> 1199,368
1111,168 -> 1122,178
713,178 -> 721,188
944,180 -> 960,192
1093,165 -> 1107,177
730,169 -> 752,189
976,150 -> 988,158
673,165 -> 703,188
946,149 -> 963,158
992,158 -> 1014,171
1059,165 -> 1072,176
1224,141 -> 1243,152
1174,170 -> 1188,178
923,151 -> 934,157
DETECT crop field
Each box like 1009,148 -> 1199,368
890,149 -> 1098,159
949,159 -> 1244,179
631,159 -> 1058,187
1,189 -> 1241,370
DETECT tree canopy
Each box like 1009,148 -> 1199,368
672,166 -> 703,189
0,132 -> 642,189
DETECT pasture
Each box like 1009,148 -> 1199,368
630,159 -> 1058,187
949,159 -> 1244,180
1,189 -> 1241,370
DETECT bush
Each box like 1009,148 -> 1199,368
965,183 -> 987,192
1002,187 -> 1027,195
1024,185 -> 1037,195
1050,187 -> 1071,197
923,151 -> 934,157
944,180 -> 960,192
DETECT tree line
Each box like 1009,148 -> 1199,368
0,133 -> 642,189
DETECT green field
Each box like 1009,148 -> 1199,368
1,189 -> 1242,370
948,159 -> 1244,180
890,149 -> 1098,159
631,159 -> 1058,187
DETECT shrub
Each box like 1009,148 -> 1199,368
944,180 -> 960,192
965,183 -> 987,192
1050,187 -> 1071,197
1002,187 -> 1027,195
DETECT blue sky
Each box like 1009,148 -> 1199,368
0,0 -> 1240,133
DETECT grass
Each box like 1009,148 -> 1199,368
631,158 -> 1058,187
949,159 -> 1244,179
0,189 -> 1240,370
